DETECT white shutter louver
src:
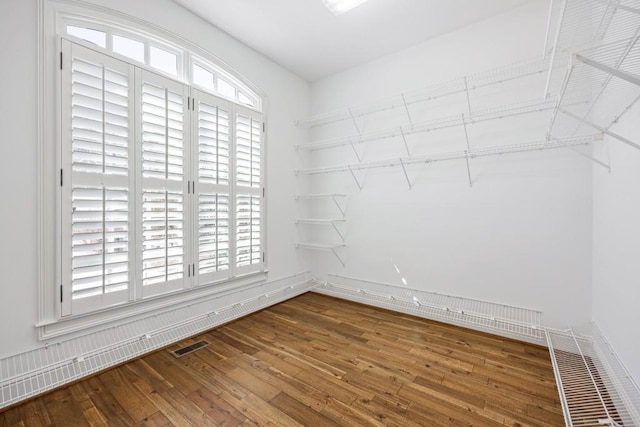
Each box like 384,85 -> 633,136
198,194 -> 229,274
235,109 -> 263,272
72,187 -> 129,299
198,102 -> 230,185
195,93 -> 232,283
62,41 -> 133,315
236,114 -> 261,188
139,70 -> 188,297
142,190 -> 184,285
235,195 -> 261,268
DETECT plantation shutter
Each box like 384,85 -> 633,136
137,69 -> 190,298
193,91 -> 232,284
60,40 -> 135,316
235,107 -> 264,274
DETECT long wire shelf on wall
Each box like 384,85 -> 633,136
314,275 -> 544,343
546,325 -> 640,426
295,135 -> 596,189
549,34 -> 640,151
296,56 -> 550,128
0,272 -> 313,410
544,0 -> 640,98
296,97 -> 560,152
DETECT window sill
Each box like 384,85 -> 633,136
37,271 -> 268,340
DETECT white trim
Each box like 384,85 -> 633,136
37,271 -> 270,338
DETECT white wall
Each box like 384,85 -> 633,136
592,101 -> 640,384
306,0 -> 593,329
0,0 -> 309,358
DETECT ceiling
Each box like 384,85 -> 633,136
173,0 -> 533,82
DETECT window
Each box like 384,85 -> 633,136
64,23 -> 262,108
59,34 -> 264,316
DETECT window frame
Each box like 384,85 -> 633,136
39,2 -> 268,337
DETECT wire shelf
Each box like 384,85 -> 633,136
314,274 -> 544,344
546,326 -> 640,426
297,97 -> 559,151
544,0 -> 640,97
550,35 -> 640,148
296,56 -> 550,128
0,272 -> 313,410
295,135 -> 595,176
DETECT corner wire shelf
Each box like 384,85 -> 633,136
544,0 -> 640,98
296,56 -> 550,128
295,135 -> 596,190
296,243 -> 346,267
313,274 -> 544,343
546,325 -> 640,426
0,271 -> 313,410
296,96 -> 560,152
549,34 -> 640,154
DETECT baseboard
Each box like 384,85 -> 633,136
0,271 -> 313,410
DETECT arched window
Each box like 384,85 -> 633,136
57,16 -> 265,316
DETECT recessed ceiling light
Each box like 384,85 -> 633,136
323,0 -> 371,16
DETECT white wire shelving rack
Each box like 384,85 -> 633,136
544,0 -> 640,98
0,272 -> 313,410
546,325 -> 640,426
295,135 -> 596,190
314,274 -> 544,343
296,97 -> 559,152
549,34 -> 640,152
296,56 -> 550,128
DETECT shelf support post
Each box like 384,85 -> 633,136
399,158 -> 413,190
330,247 -> 345,267
560,108 -> 640,151
401,94 -> 413,125
400,127 -> 411,157
349,108 -> 362,135
348,136 -> 364,163
463,76 -> 473,116
462,117 -> 473,187
347,165 -> 363,190
331,195 -> 346,217
331,223 -> 346,243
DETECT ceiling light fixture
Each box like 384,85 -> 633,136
323,0 -> 371,16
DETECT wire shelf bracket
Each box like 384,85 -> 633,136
295,219 -> 346,242
296,243 -> 346,267
295,194 -> 347,216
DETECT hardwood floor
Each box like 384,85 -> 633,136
0,292 -> 564,426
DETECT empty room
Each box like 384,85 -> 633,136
1,0 -> 639,425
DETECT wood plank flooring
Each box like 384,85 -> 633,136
0,292 -> 564,426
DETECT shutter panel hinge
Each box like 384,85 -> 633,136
262,187 -> 265,197
262,123 -> 265,133
187,96 -> 190,111
60,284 -> 63,303
262,252 -> 265,263
60,52 -> 63,70
60,169 -> 63,186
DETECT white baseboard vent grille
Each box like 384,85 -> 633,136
313,274 -> 544,344
0,272 -> 313,410
546,326 -> 640,427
